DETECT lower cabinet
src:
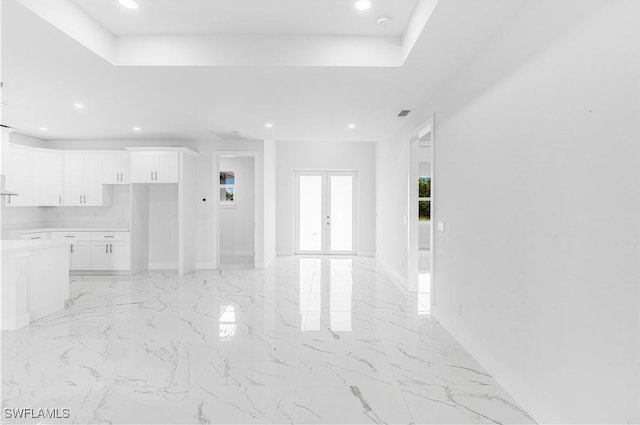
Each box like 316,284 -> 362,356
51,231 -> 130,272
70,242 -> 91,271
90,241 -> 129,271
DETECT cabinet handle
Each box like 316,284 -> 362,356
65,236 -> 75,238
155,170 -> 158,180
31,236 -> 41,240
151,170 -> 154,180
80,195 -> 82,204
59,194 -> 62,205
106,244 -> 109,253
109,244 -> 113,253
83,195 -> 86,204
70,244 -> 74,254
104,235 -> 115,238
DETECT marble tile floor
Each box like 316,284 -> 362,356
1,257 -> 535,424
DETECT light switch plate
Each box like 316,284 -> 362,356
437,221 -> 446,232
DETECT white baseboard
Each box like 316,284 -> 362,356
196,262 -> 217,269
148,262 -> 178,270
277,250 -> 294,256
430,306 -> 542,423
1,313 -> 30,331
220,250 -> 254,256
358,251 -> 375,257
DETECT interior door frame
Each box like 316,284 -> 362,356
294,170 -> 358,255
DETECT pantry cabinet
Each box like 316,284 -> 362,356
130,151 -> 179,183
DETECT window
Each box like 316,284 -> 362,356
418,176 -> 431,221
219,171 -> 235,204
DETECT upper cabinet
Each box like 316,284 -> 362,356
63,153 -> 111,206
102,152 -> 130,185
4,144 -> 35,207
34,149 -> 64,206
130,151 -> 179,183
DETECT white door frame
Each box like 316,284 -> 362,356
294,170 -> 358,255
408,116 -> 435,304
212,151 -> 262,269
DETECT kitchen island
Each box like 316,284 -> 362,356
1,239 -> 70,330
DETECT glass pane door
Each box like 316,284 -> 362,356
298,175 -> 323,252
329,175 -> 354,253
296,171 -> 356,255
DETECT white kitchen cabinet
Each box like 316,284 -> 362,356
90,241 -> 129,271
4,144 -> 35,207
102,152 -> 130,184
34,150 -> 64,206
130,151 -> 179,183
90,242 -> 112,270
109,242 -> 130,271
70,242 -> 91,271
63,153 -> 111,206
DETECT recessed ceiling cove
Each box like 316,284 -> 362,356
15,0 -> 439,67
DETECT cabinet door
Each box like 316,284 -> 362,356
70,242 -> 91,271
63,153 -> 85,206
5,145 -> 35,207
90,242 -> 111,270
84,154 -> 104,206
34,150 -> 63,206
102,153 -> 122,184
155,152 -> 179,183
130,152 -> 155,183
119,153 -> 130,184
109,242 -> 130,271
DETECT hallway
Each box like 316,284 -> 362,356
2,257 -> 534,424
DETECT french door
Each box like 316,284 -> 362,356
295,171 -> 357,255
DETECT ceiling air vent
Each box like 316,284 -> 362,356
398,109 -> 412,117
211,131 -> 246,141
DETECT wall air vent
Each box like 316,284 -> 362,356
211,131 -> 246,141
398,110 -> 412,117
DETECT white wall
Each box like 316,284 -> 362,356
219,156 -> 255,256
263,140 -> 277,266
276,141 -> 375,255
376,1 -> 640,422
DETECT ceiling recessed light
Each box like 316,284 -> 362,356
377,16 -> 391,26
119,0 -> 139,9
265,123 -> 273,128
133,127 -> 141,131
39,127 -> 48,131
355,0 -> 371,11
73,103 -> 85,109
348,123 -> 356,129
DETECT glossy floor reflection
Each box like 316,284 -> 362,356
1,257 -> 535,424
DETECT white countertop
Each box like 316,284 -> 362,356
1,239 -> 70,255
4,227 -> 130,234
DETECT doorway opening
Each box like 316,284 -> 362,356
295,171 -> 357,255
218,155 -> 255,269
409,116 -> 434,314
